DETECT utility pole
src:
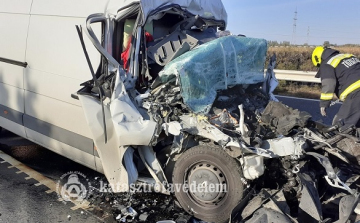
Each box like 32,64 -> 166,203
292,8 -> 297,45
306,26 -> 310,45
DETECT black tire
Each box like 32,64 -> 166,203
172,145 -> 244,223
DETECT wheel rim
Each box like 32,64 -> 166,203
185,161 -> 227,206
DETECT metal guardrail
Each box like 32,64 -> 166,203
271,69 -> 320,83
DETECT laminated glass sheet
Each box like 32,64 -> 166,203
159,36 -> 267,113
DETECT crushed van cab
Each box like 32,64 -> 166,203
1,1 -> 360,222
75,0 -> 360,222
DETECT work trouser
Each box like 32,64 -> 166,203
332,89 -> 360,130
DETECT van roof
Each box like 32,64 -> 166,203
110,0 -> 227,27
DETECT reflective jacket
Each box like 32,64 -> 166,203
315,48 -> 360,107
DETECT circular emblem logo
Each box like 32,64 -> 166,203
56,171 -> 91,203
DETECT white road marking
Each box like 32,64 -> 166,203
276,95 -> 343,104
0,150 -> 98,214
276,95 -> 320,102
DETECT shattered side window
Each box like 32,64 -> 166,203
158,36 -> 267,114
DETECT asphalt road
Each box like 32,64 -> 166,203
0,131 -> 110,223
276,95 -> 341,125
0,96 -> 343,223
0,130 -> 191,223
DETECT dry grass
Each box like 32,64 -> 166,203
268,46 -> 360,98
267,46 -> 360,71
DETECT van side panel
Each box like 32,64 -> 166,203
0,0 -> 32,14
31,0 -> 108,17
25,15 -> 101,81
22,2 -> 107,170
0,84 -> 25,135
0,14 -> 28,89
24,68 -> 83,106
25,128 -> 97,171
24,92 -> 92,139
0,2 -> 31,137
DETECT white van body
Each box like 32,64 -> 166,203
0,0 -> 228,182
1,0 -> 137,171
0,0 -> 114,173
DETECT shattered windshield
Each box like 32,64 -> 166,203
158,36 -> 267,113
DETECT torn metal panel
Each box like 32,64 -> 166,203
138,146 -> 169,194
298,173 -> 323,222
140,0 -> 227,26
237,104 -> 246,138
333,193 -> 360,223
78,72 -> 157,192
246,207 -> 292,223
303,128 -> 350,163
110,72 -> 157,146
261,137 -> 306,158
124,147 -> 138,184
162,121 -> 182,136
324,175 -> 355,195
307,152 -> 355,194
78,95 -> 130,192
307,152 -> 337,179
179,114 -> 242,149
178,114 -> 278,159
262,53 -> 279,102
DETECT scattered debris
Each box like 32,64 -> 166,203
116,214 -> 122,221
76,1 -> 360,222
138,213 -> 148,222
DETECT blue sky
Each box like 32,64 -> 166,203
222,0 -> 360,45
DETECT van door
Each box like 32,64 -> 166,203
23,0 -> 107,170
0,0 -> 32,138
76,3 -> 159,191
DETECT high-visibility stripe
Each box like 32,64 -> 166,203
340,80 -> 360,101
320,93 -> 333,100
327,54 -> 353,68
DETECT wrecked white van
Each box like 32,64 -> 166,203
1,1 -> 360,222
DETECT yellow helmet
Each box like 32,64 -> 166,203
312,46 -> 324,67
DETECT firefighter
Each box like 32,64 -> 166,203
312,46 -> 360,130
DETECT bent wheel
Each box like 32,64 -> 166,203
172,145 -> 244,223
